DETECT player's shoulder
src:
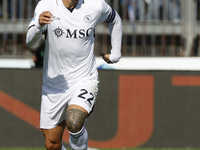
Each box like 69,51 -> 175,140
85,0 -> 104,4
84,0 -> 105,10
85,0 -> 106,5
84,0 -> 106,12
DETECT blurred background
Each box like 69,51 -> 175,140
0,0 -> 200,67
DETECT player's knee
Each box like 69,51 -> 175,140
65,115 -> 83,133
65,108 -> 88,133
45,139 -> 61,150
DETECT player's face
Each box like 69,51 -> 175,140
70,0 -> 78,5
64,0 -> 79,7
63,0 -> 79,8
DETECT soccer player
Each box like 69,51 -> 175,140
26,0 -> 122,149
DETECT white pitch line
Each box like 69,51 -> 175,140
88,148 -> 98,150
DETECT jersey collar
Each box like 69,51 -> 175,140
56,0 -> 63,6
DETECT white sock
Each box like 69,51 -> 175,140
61,143 -> 66,150
69,126 -> 88,150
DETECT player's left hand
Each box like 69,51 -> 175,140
100,53 -> 113,64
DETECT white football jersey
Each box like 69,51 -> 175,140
27,0 -> 121,89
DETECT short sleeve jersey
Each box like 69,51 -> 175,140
28,0 -> 116,89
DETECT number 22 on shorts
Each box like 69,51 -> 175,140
78,89 -> 94,107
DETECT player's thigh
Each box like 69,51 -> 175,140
68,79 -> 99,115
40,86 -> 68,129
42,120 -> 66,144
66,80 -> 98,132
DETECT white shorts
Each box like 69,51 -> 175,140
40,79 -> 99,129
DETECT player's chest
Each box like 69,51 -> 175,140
50,6 -> 98,31
48,7 -> 99,39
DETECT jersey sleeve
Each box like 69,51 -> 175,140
99,0 -> 123,63
108,11 -> 122,63
26,0 -> 49,49
98,0 -> 115,23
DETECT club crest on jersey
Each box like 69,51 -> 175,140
84,15 -> 92,23
53,27 -> 64,38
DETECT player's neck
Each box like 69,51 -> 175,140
62,0 -> 79,9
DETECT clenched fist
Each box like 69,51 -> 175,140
39,11 -> 53,26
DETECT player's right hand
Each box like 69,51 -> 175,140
39,11 -> 53,26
